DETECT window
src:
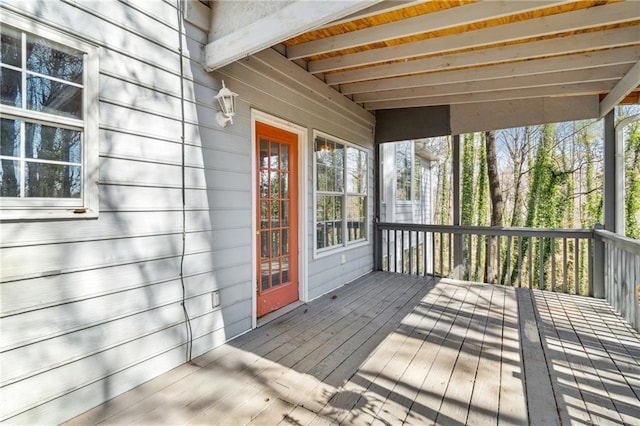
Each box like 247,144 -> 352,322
0,14 -> 98,220
395,141 -> 422,201
314,133 -> 368,252
395,142 -> 412,201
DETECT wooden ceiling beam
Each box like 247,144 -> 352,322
204,0 -> 381,71
600,60 -> 640,116
362,81 -> 618,110
308,1 -> 639,74
326,25 -> 640,85
340,46 -> 640,95
353,64 -> 630,103
287,0 -> 565,60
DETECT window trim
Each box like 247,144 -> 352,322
313,130 -> 369,258
0,11 -> 99,221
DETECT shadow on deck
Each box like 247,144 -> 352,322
67,272 -> 640,425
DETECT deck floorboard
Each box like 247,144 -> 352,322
66,272 -> 640,426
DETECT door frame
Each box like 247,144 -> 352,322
251,109 -> 308,329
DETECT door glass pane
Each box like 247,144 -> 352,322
272,259 -> 281,287
271,229 -> 280,257
280,144 -> 288,170
270,141 -> 279,168
282,257 -> 290,283
281,200 -> 288,226
259,138 -> 269,168
259,170 -> 268,198
260,201 -> 269,229
260,231 -> 269,259
281,172 -> 288,198
271,200 -> 280,227
270,170 -> 279,197
261,261 -> 270,291
282,229 -> 289,254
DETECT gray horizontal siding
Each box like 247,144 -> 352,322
0,0 -> 375,423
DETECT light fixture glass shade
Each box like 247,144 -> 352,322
214,80 -> 238,127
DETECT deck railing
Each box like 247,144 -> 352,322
375,223 -> 594,296
595,229 -> 640,330
375,222 -> 640,332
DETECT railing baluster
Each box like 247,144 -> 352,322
401,230 -> 405,274
507,236 -> 524,288
563,238 -> 568,293
439,232 -> 444,277
430,231 -> 435,276
574,237 -> 580,295
448,232 -> 453,277
539,237 -> 544,290
506,235 -> 512,287
588,235 -> 593,297
551,237 -> 556,292
497,235 -> 502,286
528,237 -> 533,289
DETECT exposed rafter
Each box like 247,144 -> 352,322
353,64 -> 630,103
363,80 -> 617,110
326,26 -> 640,85
340,46 -> 640,95
307,1 -> 639,73
287,0 -> 566,60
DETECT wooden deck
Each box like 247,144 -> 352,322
67,272 -> 640,425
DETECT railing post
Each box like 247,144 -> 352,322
452,134 -> 464,279
592,224 -> 605,298
374,220 -> 382,271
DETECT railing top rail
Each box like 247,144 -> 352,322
376,222 -> 593,238
595,229 -> 640,256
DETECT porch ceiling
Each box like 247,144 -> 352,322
207,0 -> 640,121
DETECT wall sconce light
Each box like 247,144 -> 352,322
214,80 -> 238,127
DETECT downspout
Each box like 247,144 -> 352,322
615,113 -> 640,236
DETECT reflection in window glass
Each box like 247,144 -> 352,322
26,75 -> 83,119
396,142 -> 412,201
0,27 -> 22,67
0,68 -> 22,107
25,162 -> 80,198
26,34 -> 83,83
0,159 -> 20,197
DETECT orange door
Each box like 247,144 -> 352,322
256,122 -> 298,317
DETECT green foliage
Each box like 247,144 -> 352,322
461,133 -> 476,226
625,120 -> 640,239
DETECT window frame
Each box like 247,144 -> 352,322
0,11 -> 99,221
313,130 -> 369,257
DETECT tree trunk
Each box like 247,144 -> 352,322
485,130 -> 503,283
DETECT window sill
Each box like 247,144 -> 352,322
0,207 -> 99,222
313,239 -> 370,260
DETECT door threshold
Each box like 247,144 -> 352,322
257,301 -> 305,328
